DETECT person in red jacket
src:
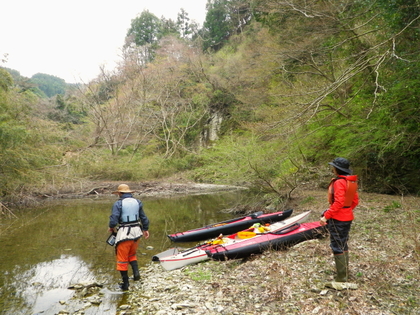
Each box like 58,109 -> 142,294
320,157 -> 358,283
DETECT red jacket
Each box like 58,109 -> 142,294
324,175 -> 359,221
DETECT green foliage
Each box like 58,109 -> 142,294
0,68 -> 13,92
3,0 -> 420,200
209,88 -> 238,113
176,8 -> 192,38
359,68 -> 420,193
71,150 -> 182,182
202,0 -> 252,51
127,10 -> 161,47
47,94 -> 87,125
1,67 -> 46,97
184,266 -> 212,281
0,114 -> 62,196
163,154 -> 202,172
376,0 -> 420,34
160,17 -> 178,37
0,73 -> 66,197
31,73 -> 67,97
190,132 -> 299,197
383,201 -> 402,213
203,0 -> 231,51
241,0 -> 420,194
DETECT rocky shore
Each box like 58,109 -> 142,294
50,183 -> 419,315
123,241 -> 334,315
117,235 -> 418,315
111,188 -> 420,315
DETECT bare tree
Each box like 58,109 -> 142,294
79,37 -> 209,158
252,0 -> 420,125
147,37 -> 209,158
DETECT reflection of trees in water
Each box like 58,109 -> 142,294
13,255 -> 93,314
0,192 -> 249,314
24,255 -> 92,289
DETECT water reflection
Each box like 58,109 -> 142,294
21,255 -> 94,314
0,190 -> 249,314
23,256 -> 79,313
2,254 -> 121,315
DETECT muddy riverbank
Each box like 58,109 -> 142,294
28,180 -> 248,201
1,179 -> 249,215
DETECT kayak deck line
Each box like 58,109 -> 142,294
206,221 -> 327,261
156,211 -> 313,271
167,209 -> 294,243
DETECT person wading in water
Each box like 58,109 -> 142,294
109,184 -> 150,291
320,158 -> 358,287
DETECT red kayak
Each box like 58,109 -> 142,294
154,211 -> 311,270
205,221 -> 327,261
168,209 -> 293,242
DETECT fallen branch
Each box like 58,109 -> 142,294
85,186 -> 111,195
0,202 -> 18,218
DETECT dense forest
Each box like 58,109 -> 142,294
1,0 -> 419,205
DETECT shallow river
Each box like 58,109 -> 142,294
0,190 -> 249,315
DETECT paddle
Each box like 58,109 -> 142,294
271,223 -> 300,235
156,220 -> 297,260
153,237 -> 223,261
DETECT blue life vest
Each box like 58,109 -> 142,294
120,198 -> 140,223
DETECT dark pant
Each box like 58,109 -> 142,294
327,219 -> 352,254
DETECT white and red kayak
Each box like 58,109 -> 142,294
155,245 -> 211,271
155,211 -> 312,271
206,220 -> 326,261
167,209 -> 293,243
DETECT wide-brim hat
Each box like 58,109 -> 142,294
328,157 -> 352,174
112,184 -> 134,194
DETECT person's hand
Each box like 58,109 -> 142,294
143,230 -> 150,239
108,227 -> 116,233
320,217 -> 327,226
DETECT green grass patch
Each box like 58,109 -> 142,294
184,267 -> 213,282
383,200 -> 402,213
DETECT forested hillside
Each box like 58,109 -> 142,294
1,68 -> 72,98
1,0 -> 419,204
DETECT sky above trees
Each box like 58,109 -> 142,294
0,0 -> 207,83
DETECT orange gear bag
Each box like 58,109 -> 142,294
328,176 -> 358,207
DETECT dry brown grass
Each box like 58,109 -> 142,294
185,189 -> 420,314
122,186 -> 419,314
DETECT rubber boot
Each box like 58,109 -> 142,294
344,251 -> 349,276
119,270 -> 129,291
130,261 -> 140,281
334,253 -> 348,282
